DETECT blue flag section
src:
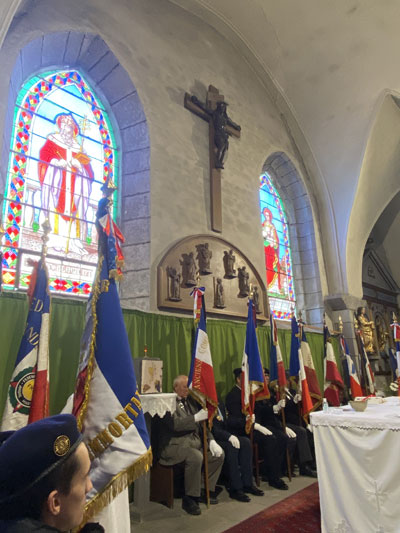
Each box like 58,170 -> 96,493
72,187 -> 151,523
269,315 -> 278,383
289,316 -> 300,378
245,301 -> 264,385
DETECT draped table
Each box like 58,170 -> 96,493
132,393 -> 177,520
311,397 -> 400,533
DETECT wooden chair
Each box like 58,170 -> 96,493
252,442 -> 264,487
150,462 -> 174,508
149,461 -> 185,509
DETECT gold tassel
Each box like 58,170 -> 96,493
75,448 -> 153,530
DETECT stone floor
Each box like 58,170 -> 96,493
130,475 -> 316,533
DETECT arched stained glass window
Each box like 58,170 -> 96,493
259,173 -> 296,319
1,70 -> 118,296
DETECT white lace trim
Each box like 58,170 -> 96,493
140,393 -> 177,418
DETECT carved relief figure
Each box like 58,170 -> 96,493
166,266 -> 181,301
223,249 -> 236,278
238,266 -> 250,297
196,243 -> 212,274
215,277 -> 225,308
253,286 -> 261,314
356,306 -> 375,354
180,252 -> 197,287
375,315 -> 388,353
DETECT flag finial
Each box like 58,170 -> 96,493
338,315 -> 343,334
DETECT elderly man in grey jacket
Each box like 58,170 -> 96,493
159,375 -> 225,515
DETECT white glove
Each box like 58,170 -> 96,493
272,398 -> 285,414
246,414 -> 255,424
306,424 -> 313,433
209,439 -> 223,457
254,423 -> 272,436
390,382 -> 399,392
293,393 -> 302,404
194,409 -> 208,422
228,435 -> 240,449
285,427 -> 296,439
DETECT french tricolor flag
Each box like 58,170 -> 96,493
188,292 -> 218,426
289,316 -> 313,419
339,335 -> 363,399
269,314 -> 287,392
1,259 -> 50,430
323,325 -> 344,406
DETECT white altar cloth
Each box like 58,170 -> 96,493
311,397 -> 400,533
140,392 -> 177,418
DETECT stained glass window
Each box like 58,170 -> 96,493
259,173 -> 296,319
1,70 -> 118,296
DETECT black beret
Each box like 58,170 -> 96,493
233,368 -> 242,379
263,368 -> 270,375
0,414 -> 82,505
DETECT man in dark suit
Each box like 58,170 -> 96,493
212,401 -> 264,502
159,375 -> 225,515
225,368 -> 288,490
255,368 -> 297,479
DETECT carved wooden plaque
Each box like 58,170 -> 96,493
157,234 -> 269,321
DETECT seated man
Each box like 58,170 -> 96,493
212,400 -> 264,502
284,385 -> 317,477
225,368 -> 288,490
255,368 -> 297,479
159,375 -> 225,516
0,414 -> 103,533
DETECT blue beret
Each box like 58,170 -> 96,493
0,414 -> 82,505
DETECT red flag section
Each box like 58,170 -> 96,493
324,325 -> 344,406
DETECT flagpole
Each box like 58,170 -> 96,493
278,385 -> 292,482
193,275 -> 210,509
202,419 -> 210,508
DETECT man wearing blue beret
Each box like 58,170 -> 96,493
0,414 -> 103,532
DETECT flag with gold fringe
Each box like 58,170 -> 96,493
72,184 -> 151,524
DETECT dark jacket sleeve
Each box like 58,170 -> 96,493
212,402 -> 232,442
225,387 -> 247,436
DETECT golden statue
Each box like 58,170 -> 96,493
356,306 -> 375,354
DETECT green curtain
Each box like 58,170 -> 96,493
0,292 -> 342,416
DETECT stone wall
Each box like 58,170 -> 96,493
0,0 -> 328,322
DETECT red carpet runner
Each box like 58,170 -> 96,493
222,482 -> 320,533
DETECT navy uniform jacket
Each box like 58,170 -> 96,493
225,385 -> 248,437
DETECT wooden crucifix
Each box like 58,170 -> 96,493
184,85 -> 241,233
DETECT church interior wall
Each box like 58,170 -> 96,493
0,0 -> 332,325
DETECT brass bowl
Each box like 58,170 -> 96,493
350,400 -> 368,412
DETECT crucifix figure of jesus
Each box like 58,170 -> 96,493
184,85 -> 241,233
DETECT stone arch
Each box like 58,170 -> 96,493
1,31 -> 150,309
262,152 -> 323,325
